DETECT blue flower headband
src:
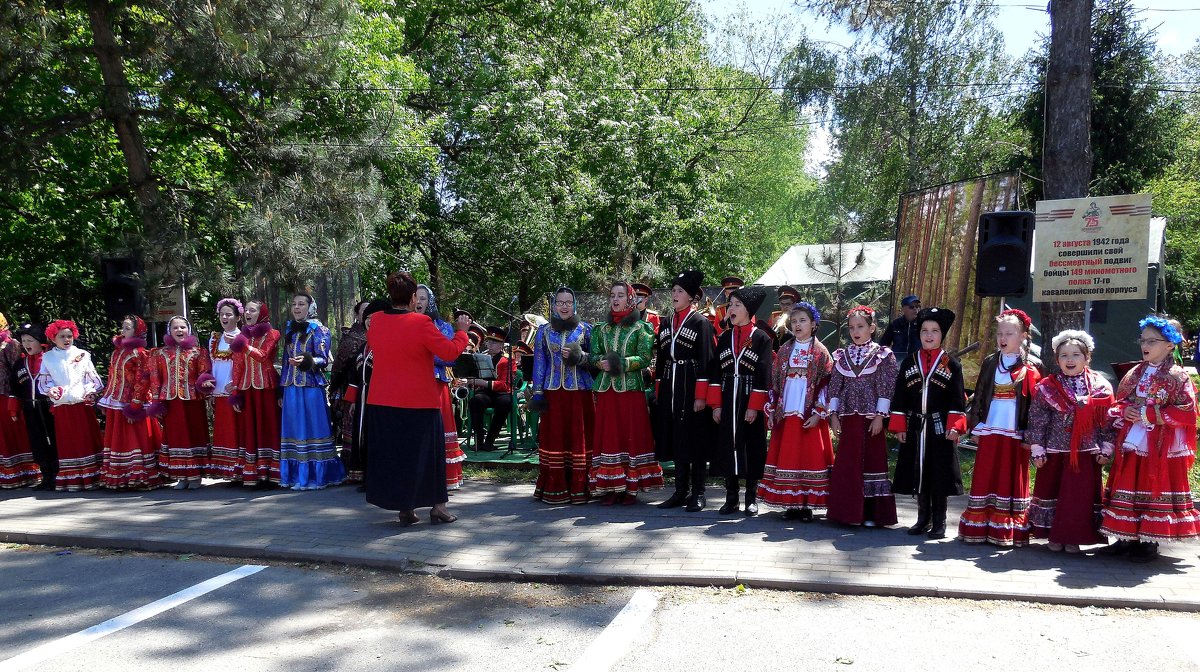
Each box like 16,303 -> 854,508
792,301 -> 821,325
1139,316 -> 1183,344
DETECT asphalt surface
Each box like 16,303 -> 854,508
4,545 -> 1200,672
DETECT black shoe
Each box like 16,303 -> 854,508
1129,541 -> 1160,564
744,502 -> 759,517
799,507 -> 814,523
684,495 -> 706,512
718,500 -> 741,515
657,491 -> 688,509
783,508 -> 803,520
1100,539 -> 1135,556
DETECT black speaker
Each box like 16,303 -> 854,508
100,257 -> 145,321
975,211 -> 1035,297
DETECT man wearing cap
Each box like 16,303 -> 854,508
465,326 -> 515,451
631,283 -> 661,336
709,276 -> 744,336
654,270 -> 716,512
770,285 -> 801,349
880,295 -> 921,363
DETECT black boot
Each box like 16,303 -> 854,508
744,479 -> 759,517
908,493 -> 932,535
685,462 -> 707,512
927,496 -> 948,539
658,491 -> 688,509
1130,541 -> 1160,564
718,477 -> 741,515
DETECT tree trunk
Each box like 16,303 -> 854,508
1041,0 -> 1094,335
86,0 -> 166,258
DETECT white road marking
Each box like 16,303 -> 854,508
0,564 -> 267,671
569,588 -> 660,672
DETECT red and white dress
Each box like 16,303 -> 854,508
0,337 -> 41,488
958,352 -> 1041,546
98,335 -> 164,489
146,335 -> 213,484
231,322 -> 282,484
1099,361 -> 1200,542
206,330 -> 243,480
36,345 -> 104,491
758,337 -> 834,509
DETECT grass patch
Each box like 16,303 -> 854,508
462,465 -> 537,484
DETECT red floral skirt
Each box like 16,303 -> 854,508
534,389 -> 595,505
758,415 -> 834,508
1028,452 -> 1105,545
826,414 -> 897,526
51,403 -> 102,491
590,390 -> 662,495
207,396 -> 242,480
1100,451 -> 1200,542
237,388 -> 281,484
440,385 -> 465,490
958,433 -> 1031,546
101,407 -> 164,489
0,403 -> 40,488
159,398 -> 209,482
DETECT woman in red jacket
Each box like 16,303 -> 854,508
365,272 -> 471,525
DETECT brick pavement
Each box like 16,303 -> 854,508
1,480 -> 1198,611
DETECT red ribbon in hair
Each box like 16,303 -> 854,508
45,319 -> 79,341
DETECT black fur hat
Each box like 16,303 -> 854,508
916,307 -> 955,334
731,285 -> 767,317
672,270 -> 704,300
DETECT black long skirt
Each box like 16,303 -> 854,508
365,405 -> 448,510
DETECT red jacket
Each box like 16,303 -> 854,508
366,310 -> 469,409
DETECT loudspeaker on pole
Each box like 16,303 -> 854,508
975,210 -> 1035,297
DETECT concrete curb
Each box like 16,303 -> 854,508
5,529 -> 1197,613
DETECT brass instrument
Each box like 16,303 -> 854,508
773,311 -> 791,340
522,313 -> 547,348
701,296 -> 717,319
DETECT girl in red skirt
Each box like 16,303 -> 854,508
230,300 -> 282,486
98,315 -> 164,489
759,301 -> 833,521
1099,316 -> 1200,562
826,306 -> 899,527
35,320 -> 104,491
589,281 -> 662,504
206,299 -> 244,481
147,316 -> 213,490
0,313 -> 42,488
958,309 -> 1043,546
1027,330 -> 1114,553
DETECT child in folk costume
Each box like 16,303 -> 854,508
0,313 -> 42,488
329,300 -> 370,481
229,300 -> 282,485
98,315 -> 163,490
530,287 -> 595,505
36,320 -> 104,491
708,285 -> 774,516
758,302 -> 834,522
653,270 -> 715,513
1026,330 -> 1114,553
889,307 -> 968,540
279,293 -> 345,490
417,285 -> 467,491
826,306 -> 899,527
147,316 -> 213,490
1099,316 -> 1200,562
959,309 -> 1043,546
589,281 -> 663,504
11,323 -> 57,488
206,299 -> 245,481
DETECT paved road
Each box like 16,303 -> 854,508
3,546 -> 1199,672
1,481 -> 1198,610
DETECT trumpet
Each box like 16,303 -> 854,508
701,296 -> 717,319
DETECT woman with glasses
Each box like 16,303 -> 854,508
530,287 -> 595,505
1099,316 -> 1200,562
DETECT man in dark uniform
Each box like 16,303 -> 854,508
880,294 -> 921,363
465,326 -> 515,451
770,285 -> 801,350
653,270 -> 716,512
631,283 -> 661,335
709,276 -> 743,335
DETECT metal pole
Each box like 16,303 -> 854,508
1083,300 -> 1092,333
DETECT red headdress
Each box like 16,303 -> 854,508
999,308 -> 1032,331
847,305 -> 875,319
45,319 -> 79,341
